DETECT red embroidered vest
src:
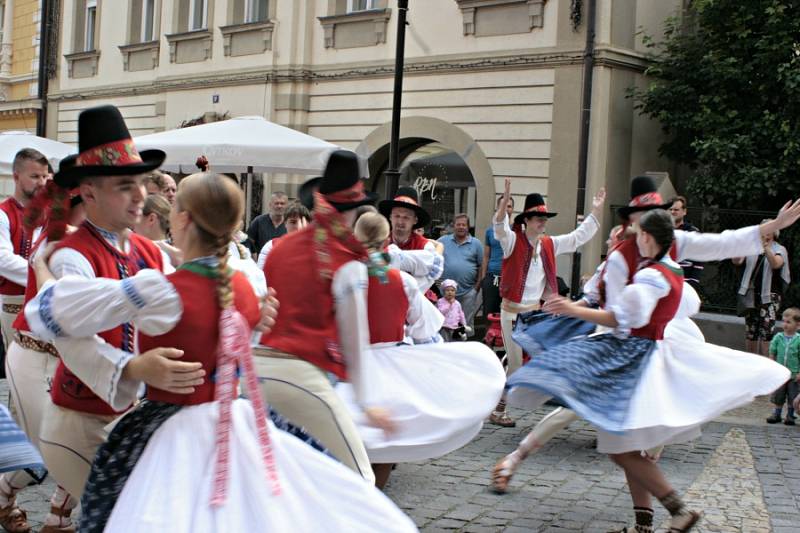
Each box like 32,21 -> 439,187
599,236 -> 678,307
0,198 -> 33,296
49,224 -> 164,415
630,262 -> 684,340
141,268 -> 260,406
367,268 -> 409,344
499,230 -> 557,304
390,232 -> 429,251
261,225 -> 363,379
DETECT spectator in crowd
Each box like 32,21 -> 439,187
247,191 -> 288,253
143,171 -> 177,205
438,214 -> 484,333
161,173 -> 177,205
437,279 -> 467,342
144,171 -> 166,196
733,221 -> 791,355
481,195 -> 514,315
257,202 -> 311,269
133,194 -> 171,243
766,307 -> 800,425
670,196 -> 704,293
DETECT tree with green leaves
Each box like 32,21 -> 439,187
632,0 -> 800,211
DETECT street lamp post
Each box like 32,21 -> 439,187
383,0 -> 409,200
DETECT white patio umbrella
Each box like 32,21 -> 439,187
0,131 -> 75,175
134,116 -> 343,175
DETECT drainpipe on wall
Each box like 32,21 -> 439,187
36,0 -> 51,137
569,0 -> 597,297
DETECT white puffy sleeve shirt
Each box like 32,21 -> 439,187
386,242 -> 444,293
602,225 -> 762,310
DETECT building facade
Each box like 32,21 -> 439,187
46,0 -> 684,274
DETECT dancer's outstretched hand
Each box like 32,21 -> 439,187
255,287 -> 279,333
774,199 -> 800,230
543,296 -> 577,317
365,406 -> 396,436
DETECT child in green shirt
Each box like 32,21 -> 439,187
767,307 -> 800,425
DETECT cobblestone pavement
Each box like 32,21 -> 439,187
3,378 -> 799,532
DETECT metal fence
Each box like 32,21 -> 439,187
610,206 -> 799,314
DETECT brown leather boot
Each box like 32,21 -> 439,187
0,501 -> 31,533
38,505 -> 75,533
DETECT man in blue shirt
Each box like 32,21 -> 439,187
438,214 -> 484,334
481,195 -> 515,315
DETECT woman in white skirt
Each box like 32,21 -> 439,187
25,174 -> 417,533
505,210 -> 789,533
335,212 -> 506,487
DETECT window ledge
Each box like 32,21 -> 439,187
164,30 -> 212,64
454,0 -> 547,35
64,50 -> 100,78
219,20 -> 276,56
318,8 -> 391,49
118,40 -> 160,71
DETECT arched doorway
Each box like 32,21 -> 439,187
356,117 -> 495,238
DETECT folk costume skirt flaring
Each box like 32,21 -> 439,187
336,341 -> 506,463
511,310 -> 598,358
507,332 -> 789,454
80,399 -> 418,533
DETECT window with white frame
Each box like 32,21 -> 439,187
188,0 -> 207,30
244,0 -> 267,23
140,0 -> 155,41
85,0 -> 97,51
346,0 -> 375,13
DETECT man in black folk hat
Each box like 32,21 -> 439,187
26,105 -> 204,511
488,178 -> 606,427
256,149 -> 384,484
378,187 -> 444,294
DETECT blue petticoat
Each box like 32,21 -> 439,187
512,310 -> 597,357
506,333 -> 655,433
0,404 -> 43,475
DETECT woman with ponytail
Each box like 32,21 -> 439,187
25,173 -> 416,532
333,212 -> 506,488
498,209 -> 789,533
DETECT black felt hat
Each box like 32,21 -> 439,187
617,176 -> 673,219
513,193 -> 557,226
316,150 -> 377,212
298,176 -> 322,211
378,186 -> 431,229
53,105 -> 165,188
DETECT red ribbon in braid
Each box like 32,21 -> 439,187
210,307 -> 280,506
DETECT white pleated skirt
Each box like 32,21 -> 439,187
336,341 -> 506,463
104,400 -> 418,533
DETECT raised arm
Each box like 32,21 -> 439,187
493,178 -> 516,258
678,199 -> 800,262
551,188 -> 605,255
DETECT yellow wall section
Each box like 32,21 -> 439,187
0,113 -> 37,131
11,0 -> 40,86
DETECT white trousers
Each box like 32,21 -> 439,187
500,308 -> 523,376
38,402 -> 116,499
253,350 -> 375,484
1,342 -> 60,489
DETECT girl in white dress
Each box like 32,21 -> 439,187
505,210 -> 789,533
335,212 -> 506,487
